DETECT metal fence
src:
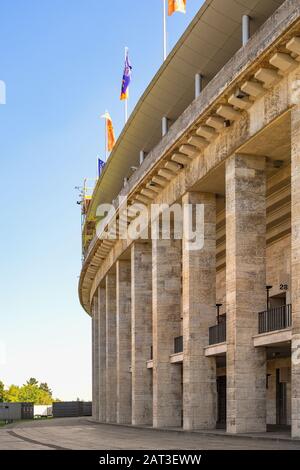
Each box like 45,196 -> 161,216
52,402 -> 92,418
209,321 -> 226,345
258,304 -> 292,334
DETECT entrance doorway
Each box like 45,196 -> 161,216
180,364 -> 183,427
270,292 -> 286,309
276,368 -> 287,426
216,376 -> 226,429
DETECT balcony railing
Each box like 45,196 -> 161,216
174,336 -> 183,354
209,320 -> 226,346
258,304 -> 292,334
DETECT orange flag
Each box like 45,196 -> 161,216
168,0 -> 186,16
101,111 -> 115,152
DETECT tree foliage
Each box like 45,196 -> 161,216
0,379 -> 57,405
26,378 -> 39,386
39,382 -> 52,395
0,381 -> 5,402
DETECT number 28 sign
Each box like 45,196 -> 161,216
280,284 -> 288,291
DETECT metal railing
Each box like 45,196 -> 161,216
174,336 -> 183,354
209,321 -> 226,345
258,304 -> 292,334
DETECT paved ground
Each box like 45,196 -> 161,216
0,418 -> 300,450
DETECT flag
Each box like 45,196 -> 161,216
98,158 -> 105,177
101,111 -> 115,152
168,0 -> 186,16
120,49 -> 132,101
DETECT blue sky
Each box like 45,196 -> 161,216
0,0 -> 203,400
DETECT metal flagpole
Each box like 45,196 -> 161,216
104,111 -> 108,162
163,0 -> 167,61
125,96 -> 128,124
125,47 -> 128,124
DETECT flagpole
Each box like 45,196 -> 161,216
125,98 -> 128,124
163,0 -> 167,61
104,111 -> 108,162
125,46 -> 129,124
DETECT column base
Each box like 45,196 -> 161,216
227,420 -> 267,434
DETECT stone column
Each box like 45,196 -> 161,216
91,304 -> 96,420
152,234 -> 182,428
226,154 -> 267,434
291,105 -> 300,439
182,192 -> 217,430
105,271 -> 117,423
92,297 -> 99,421
131,241 -> 153,426
116,260 -> 132,424
97,285 -> 106,422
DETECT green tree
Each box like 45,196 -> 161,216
26,378 -> 39,386
39,383 -> 52,396
18,384 -> 52,405
5,385 -> 20,402
2,379 -> 57,405
0,381 -> 5,402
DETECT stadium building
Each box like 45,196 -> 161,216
79,0 -> 300,438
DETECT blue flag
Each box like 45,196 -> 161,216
120,49 -> 132,101
98,158 -> 105,177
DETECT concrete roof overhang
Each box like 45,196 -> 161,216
85,0 -> 284,222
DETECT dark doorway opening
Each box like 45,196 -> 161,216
216,376 -> 226,429
276,368 -> 287,426
180,364 -> 183,428
270,292 -> 286,309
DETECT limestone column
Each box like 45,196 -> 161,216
116,260 -> 132,424
105,271 -> 117,423
97,285 -> 106,422
92,297 -> 99,421
226,154 -> 267,434
291,105 -> 300,439
91,304 -> 96,420
131,241 -> 153,426
152,234 -> 182,428
182,192 -> 217,430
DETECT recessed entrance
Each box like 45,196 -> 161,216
266,345 -> 291,433
216,376 -> 226,429
276,368 -> 288,427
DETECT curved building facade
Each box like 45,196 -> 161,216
79,0 -> 300,438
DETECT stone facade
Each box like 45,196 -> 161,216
291,104 -> 300,439
82,1 -> 300,440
